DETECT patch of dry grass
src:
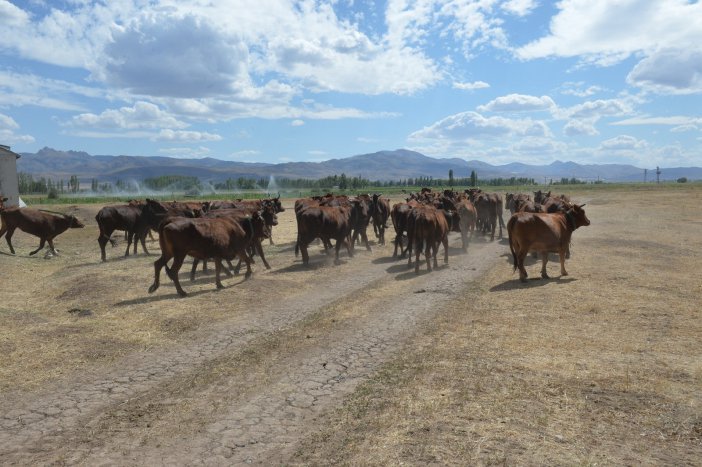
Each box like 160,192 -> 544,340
293,185 -> 702,465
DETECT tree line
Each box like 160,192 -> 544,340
17,170 -> 541,197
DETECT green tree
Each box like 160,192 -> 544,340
470,170 -> 477,187
448,169 -> 454,187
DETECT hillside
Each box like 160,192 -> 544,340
16,147 -> 702,183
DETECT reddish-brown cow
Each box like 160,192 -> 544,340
508,204 -> 590,282
1,207 -> 84,256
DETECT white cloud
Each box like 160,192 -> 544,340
158,146 -> 212,158
67,102 -> 188,130
515,1 -> 702,63
560,98 -> 632,120
0,0 -> 30,27
0,112 -> 34,144
671,124 -> 698,133
501,0 -> 538,17
478,94 -> 556,112
409,111 -> 552,143
102,15 -> 249,98
611,116 -> 702,126
560,82 -> 604,97
152,129 -> 222,142
291,119 -> 305,127
599,135 -> 647,151
563,119 -> 599,137
453,81 -> 490,91
627,48 -> 702,95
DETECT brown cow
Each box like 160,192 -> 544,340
1,207 -> 84,256
406,204 -> 450,274
96,203 -> 151,261
371,193 -> 391,246
148,213 -> 266,297
390,199 -> 419,258
508,204 -> 590,282
296,202 -> 361,265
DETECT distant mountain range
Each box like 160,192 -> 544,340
17,147 -> 702,183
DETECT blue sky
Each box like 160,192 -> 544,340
1,0 -> 701,168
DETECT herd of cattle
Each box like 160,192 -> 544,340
0,188 -> 590,296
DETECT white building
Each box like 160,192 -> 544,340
0,144 -> 21,207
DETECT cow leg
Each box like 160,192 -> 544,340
300,240 -> 310,266
442,235 -> 449,264
238,251 -> 253,278
517,250 -> 529,282
214,258 -> 225,289
148,254 -> 171,293
139,231 -> 150,255
29,238 -> 46,256
167,254 -> 188,297
393,234 -> 401,258
541,252 -> 550,279
559,249 -> 568,277
124,231 -> 133,257
361,230 -> 371,252
190,259 -> 199,281
255,240 -> 271,269
132,231 -> 139,255
334,239 -> 343,265
4,226 -> 17,254
47,238 -> 59,256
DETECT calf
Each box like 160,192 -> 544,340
148,213 -> 266,297
1,207 -> 84,256
508,204 -> 590,282
390,200 -> 419,258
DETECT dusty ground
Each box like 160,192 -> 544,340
0,186 -> 700,465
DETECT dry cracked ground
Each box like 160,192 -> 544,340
1,186 -> 701,465
1,197 -> 502,465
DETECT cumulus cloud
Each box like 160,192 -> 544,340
599,135 -> 647,151
453,81 -> 490,91
560,98 -> 633,120
291,119 -> 305,127
152,129 -> 222,142
478,94 -> 556,112
515,1 -> 702,95
67,102 -> 188,130
0,112 -> 35,144
563,119 -> 599,137
560,82 -> 605,97
627,48 -> 702,95
409,111 -> 552,142
501,0 -> 538,17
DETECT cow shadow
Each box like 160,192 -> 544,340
271,257 -> 348,274
372,256 -> 398,265
490,276 -> 577,292
115,288 -> 214,306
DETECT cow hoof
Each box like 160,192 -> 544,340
216,283 -> 224,289
177,291 -> 188,298
541,273 -> 550,279
334,259 -> 342,266
148,284 -> 158,294
245,272 -> 252,279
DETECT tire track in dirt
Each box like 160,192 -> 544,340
0,236 -> 506,465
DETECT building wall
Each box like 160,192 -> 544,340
0,154 -> 20,208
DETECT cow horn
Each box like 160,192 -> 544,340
579,203 -> 586,208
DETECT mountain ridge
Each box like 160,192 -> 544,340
16,147 -> 702,183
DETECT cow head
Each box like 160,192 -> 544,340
566,204 -> 590,229
68,215 -> 85,228
250,211 -> 269,239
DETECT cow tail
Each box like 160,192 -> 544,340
507,216 -> 517,271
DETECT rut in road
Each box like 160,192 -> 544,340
0,235 -> 505,465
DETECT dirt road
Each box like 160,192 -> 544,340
0,204 -> 504,465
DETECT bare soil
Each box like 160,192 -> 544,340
1,186 -> 700,465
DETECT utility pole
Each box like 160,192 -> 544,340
656,166 -> 661,184
644,168 -> 647,183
